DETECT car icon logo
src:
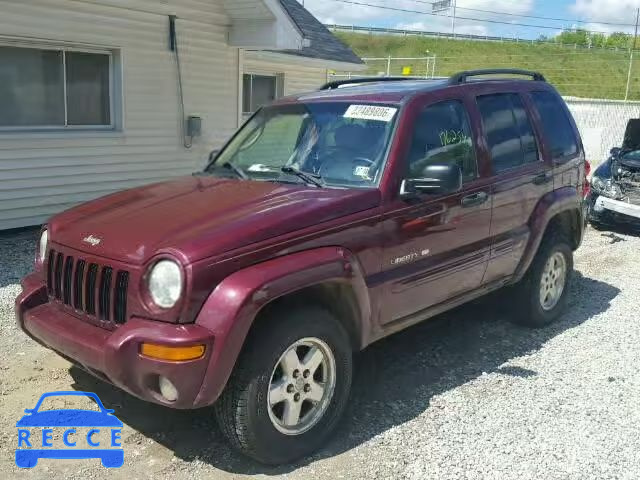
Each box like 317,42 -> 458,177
15,391 -> 124,469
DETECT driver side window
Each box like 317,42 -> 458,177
407,100 -> 477,182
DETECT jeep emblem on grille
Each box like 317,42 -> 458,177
83,235 -> 102,247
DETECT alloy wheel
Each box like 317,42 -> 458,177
539,251 -> 567,311
267,337 -> 337,436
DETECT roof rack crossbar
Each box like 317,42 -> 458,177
449,69 -> 546,84
320,76 -> 430,90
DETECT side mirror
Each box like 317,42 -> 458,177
401,163 -> 463,197
610,147 -> 622,158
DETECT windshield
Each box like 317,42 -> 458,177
622,150 -> 640,160
208,102 -> 399,187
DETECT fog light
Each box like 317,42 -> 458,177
158,376 -> 179,402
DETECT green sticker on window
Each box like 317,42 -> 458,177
439,130 -> 469,147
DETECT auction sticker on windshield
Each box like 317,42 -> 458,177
344,105 -> 397,122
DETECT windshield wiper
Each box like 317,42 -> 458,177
281,166 -> 324,188
221,161 -> 248,180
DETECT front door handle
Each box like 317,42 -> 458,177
461,191 -> 489,208
532,172 -> 552,185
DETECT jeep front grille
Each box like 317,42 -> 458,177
47,250 -> 130,324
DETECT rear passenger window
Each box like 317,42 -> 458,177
407,100 -> 477,182
511,96 -> 539,164
530,91 -> 578,161
477,93 -> 540,173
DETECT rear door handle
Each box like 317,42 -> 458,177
532,172 -> 552,185
461,191 -> 489,208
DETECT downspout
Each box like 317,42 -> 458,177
169,15 -> 192,149
238,48 -> 244,128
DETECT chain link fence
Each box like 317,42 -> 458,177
330,51 -> 640,101
328,56 -> 437,80
566,99 -> 640,167
331,31 -> 640,101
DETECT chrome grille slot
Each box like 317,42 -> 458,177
73,260 -> 86,310
114,271 -> 129,325
98,267 -> 113,321
85,264 -> 99,316
46,250 -> 56,295
54,253 -> 64,299
62,256 -> 74,305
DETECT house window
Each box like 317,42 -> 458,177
0,45 -> 115,129
243,73 -> 284,114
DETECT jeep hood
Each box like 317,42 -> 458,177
49,176 -> 381,264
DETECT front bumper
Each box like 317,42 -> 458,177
16,274 -> 216,409
590,194 -> 640,223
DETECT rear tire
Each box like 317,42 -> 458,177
215,306 -> 353,465
511,231 -> 573,328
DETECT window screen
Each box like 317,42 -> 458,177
0,47 -> 64,126
407,100 -> 477,182
66,52 -> 111,126
477,93 -> 539,173
0,46 -> 112,128
243,74 -> 284,114
530,91 -> 578,161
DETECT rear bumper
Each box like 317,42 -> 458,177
16,274 -> 216,409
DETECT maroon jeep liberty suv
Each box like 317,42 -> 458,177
16,69 -> 586,464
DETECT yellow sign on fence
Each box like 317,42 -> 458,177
402,66 -> 412,76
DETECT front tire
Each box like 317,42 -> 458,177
511,232 -> 573,328
215,306 -> 353,465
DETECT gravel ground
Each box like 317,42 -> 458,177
1,226 -> 639,479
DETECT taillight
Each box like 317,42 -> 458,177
583,160 -> 592,198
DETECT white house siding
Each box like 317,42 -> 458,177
243,53 -> 328,96
0,0 -> 240,230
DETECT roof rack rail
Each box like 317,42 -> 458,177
320,77 -> 429,90
449,69 -> 546,84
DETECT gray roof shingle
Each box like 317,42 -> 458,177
276,0 -> 364,65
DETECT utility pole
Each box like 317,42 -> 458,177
451,0 -> 457,38
625,7 -> 639,101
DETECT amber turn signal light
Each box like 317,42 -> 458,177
140,343 -> 206,361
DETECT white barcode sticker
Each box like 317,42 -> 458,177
344,105 -> 398,122
353,165 -> 371,179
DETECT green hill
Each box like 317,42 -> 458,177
335,32 -> 640,101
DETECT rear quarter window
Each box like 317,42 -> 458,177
530,91 -> 579,161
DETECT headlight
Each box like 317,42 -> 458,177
147,260 -> 183,309
591,176 -> 606,192
592,175 -> 622,199
38,230 -> 48,264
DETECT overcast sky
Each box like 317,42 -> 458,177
299,0 -> 640,39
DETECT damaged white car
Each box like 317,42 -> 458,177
588,119 -> 640,228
